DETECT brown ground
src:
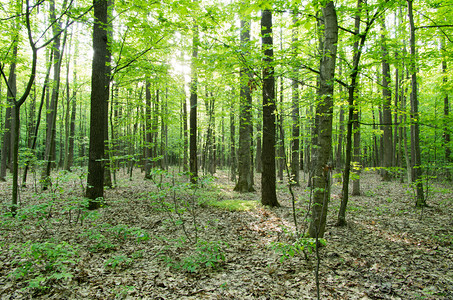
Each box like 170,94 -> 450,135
0,168 -> 452,299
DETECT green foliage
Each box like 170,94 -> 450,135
271,237 -> 326,263
80,223 -> 149,253
9,241 -> 78,290
165,240 -> 227,273
105,255 -> 133,269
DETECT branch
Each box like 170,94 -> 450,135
112,36 -> 165,76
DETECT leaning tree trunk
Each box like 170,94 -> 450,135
308,0 -> 338,238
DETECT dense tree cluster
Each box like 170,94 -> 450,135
1,0 -> 452,236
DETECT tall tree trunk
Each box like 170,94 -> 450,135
86,0 -> 111,209
0,47 -> 17,181
407,0 -> 425,207
337,0 -> 362,226
261,8 -> 279,207
290,12 -> 300,186
189,25 -> 199,184
277,76 -> 284,181
441,38 -> 451,164
234,17 -> 254,192
144,80 -> 153,179
336,105 -> 344,170
381,19 -> 393,181
42,0 -> 68,189
352,110 -> 361,195
183,86 -> 188,172
230,95 -> 236,181
308,1 -> 338,238
22,50 -> 53,185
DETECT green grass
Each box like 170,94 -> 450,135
207,199 -> 259,211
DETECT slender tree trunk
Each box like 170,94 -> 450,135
277,76 -> 284,181
144,80 -> 153,179
352,110 -> 361,195
381,19 -> 393,181
23,51 -> 53,185
261,8 -> 279,207
234,18 -> 254,192
308,1 -> 338,238
189,26 -> 199,184
230,95 -> 236,181
183,86 -> 188,172
441,38 -> 451,164
290,12 -> 300,186
337,0 -> 362,226
42,0 -> 68,189
0,48 -> 17,181
407,0 -> 425,207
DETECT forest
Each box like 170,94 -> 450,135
0,0 -> 452,298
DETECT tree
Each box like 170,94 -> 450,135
407,0 -> 425,207
189,25 -> 199,184
381,18 -> 393,181
41,0 -> 68,190
234,17 -> 254,192
290,11 -> 300,186
308,0 -> 338,238
261,8 -> 279,207
86,0 -> 111,209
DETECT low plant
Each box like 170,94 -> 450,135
105,254 -> 133,269
271,237 -> 326,262
9,241 -> 78,290
165,240 -> 227,273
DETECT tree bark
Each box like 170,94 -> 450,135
261,8 -> 279,207
189,26 -> 199,184
86,0 -> 111,208
381,19 -> 393,181
308,1 -> 338,238
42,0 -> 68,189
234,18 -> 254,192
290,12 -> 300,186
407,0 -> 425,207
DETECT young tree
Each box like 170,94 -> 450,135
86,0 -> 111,209
261,8 -> 279,207
308,0 -> 338,238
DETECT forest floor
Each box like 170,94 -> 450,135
0,167 -> 452,299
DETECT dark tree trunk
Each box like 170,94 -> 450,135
86,0 -> 110,209
144,80 -> 153,179
337,0 -> 363,226
261,8 -> 279,207
308,1 -> 338,238
230,95 -> 236,181
189,26 -> 198,184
